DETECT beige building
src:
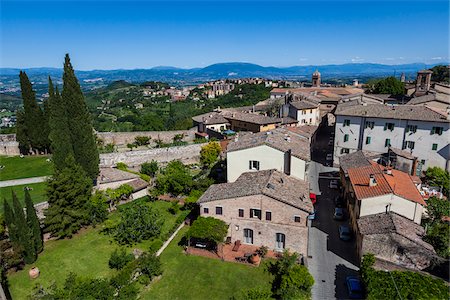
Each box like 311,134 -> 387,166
226,128 -> 310,182
225,112 -> 282,133
198,170 -> 313,255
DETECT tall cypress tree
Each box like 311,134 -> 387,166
3,200 -> 18,248
25,190 -> 43,254
61,54 -> 99,181
48,77 -> 73,171
42,97 -> 51,154
19,71 -> 46,154
11,192 -> 35,264
44,155 -> 93,238
15,110 -> 30,154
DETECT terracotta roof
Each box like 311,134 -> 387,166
347,162 -> 425,206
226,128 -> 311,161
339,151 -> 373,174
224,111 -> 282,125
357,212 -> 435,252
290,100 -> 319,110
198,169 -> 312,213
335,102 -> 449,123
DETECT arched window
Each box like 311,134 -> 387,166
243,228 -> 253,244
275,233 -> 285,249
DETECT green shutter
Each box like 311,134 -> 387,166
432,144 -> 438,150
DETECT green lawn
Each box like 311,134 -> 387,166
143,227 -> 274,300
8,200 -> 183,300
0,156 -> 53,181
0,182 -> 47,213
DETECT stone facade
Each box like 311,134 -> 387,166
0,134 -> 20,156
97,129 -> 196,146
199,194 -> 309,255
99,143 -> 205,167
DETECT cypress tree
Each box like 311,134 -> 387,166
19,71 -> 46,154
48,77 -> 73,171
61,54 -> 99,181
11,192 -> 35,264
42,97 -> 51,154
25,190 -> 43,254
44,155 -> 93,238
15,110 -> 30,154
3,200 -> 18,246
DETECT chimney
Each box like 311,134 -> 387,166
384,168 -> 392,175
369,174 -> 377,187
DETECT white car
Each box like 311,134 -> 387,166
326,154 -> 333,161
329,180 -> 339,189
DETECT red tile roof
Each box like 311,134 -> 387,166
347,162 -> 425,206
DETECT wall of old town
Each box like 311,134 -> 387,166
97,129 -> 196,145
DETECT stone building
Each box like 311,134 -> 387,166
197,169 -> 313,255
312,70 -> 321,87
0,134 -> 19,156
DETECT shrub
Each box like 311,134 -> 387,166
135,136 -> 151,146
187,217 -> 228,244
87,190 -> 109,225
141,160 -> 158,177
116,162 -> 128,170
109,248 -> 134,270
137,253 -> 163,279
183,190 -> 202,210
148,239 -> 164,254
155,160 -> 193,195
200,142 -> 222,168
168,201 -> 181,215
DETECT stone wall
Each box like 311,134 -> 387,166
97,128 -> 197,146
0,134 -> 20,156
99,143 -> 205,167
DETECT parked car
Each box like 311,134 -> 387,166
308,210 -> 317,220
329,180 -> 339,189
334,207 -> 345,220
339,225 -> 352,241
346,276 -> 363,299
326,153 -> 333,161
334,195 -> 345,207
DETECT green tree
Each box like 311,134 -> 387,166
430,65 -> 450,83
44,155 -> 93,238
18,71 -> 48,154
424,167 -> 449,197
200,142 -> 222,168
140,160 -> 158,177
12,192 -> 35,264
371,76 -> 405,95
134,136 -> 151,146
108,248 -> 134,270
2,200 -> 20,253
278,265 -> 314,300
15,110 -> 30,154
25,189 -> 43,254
48,78 -> 74,171
424,222 -> 450,258
155,160 -> 193,195
425,196 -> 450,225
62,54 -> 99,181
186,217 -> 228,245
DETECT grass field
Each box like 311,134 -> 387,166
7,199 -> 183,300
143,227 -> 273,300
0,156 -> 53,181
0,182 -> 47,212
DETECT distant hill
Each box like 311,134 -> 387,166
106,80 -> 135,90
0,93 -> 22,110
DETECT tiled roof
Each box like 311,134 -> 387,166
388,147 -> 416,160
198,169 -> 313,212
347,162 -> 425,206
98,168 -> 139,184
287,125 -> 319,139
357,212 -> 435,252
226,128 -> 311,161
290,100 -> 319,110
281,117 -> 299,125
224,111 -> 282,125
406,94 -> 438,105
192,111 -> 229,124
339,151 -> 373,174
335,102 -> 449,123
127,178 -> 149,192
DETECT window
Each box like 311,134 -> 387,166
406,125 -> 417,133
432,143 -> 438,150
365,121 -> 374,129
243,228 -> 253,244
238,209 -> 244,218
249,160 -> 260,170
294,216 -> 301,223
365,136 -> 371,145
384,123 -> 395,131
385,139 -> 391,147
302,110 -> 306,115
203,207 -> 209,214
309,118 -> 312,123
215,206 -> 223,215
250,209 -> 262,220
266,211 -> 272,221
341,148 -> 350,154
275,233 -> 285,249
344,134 -> 349,142
404,141 -> 415,150
310,109 -> 313,114
343,119 -> 350,127
431,126 -> 443,135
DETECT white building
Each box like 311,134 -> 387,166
226,128 -> 310,182
333,101 -> 450,172
287,100 -> 321,126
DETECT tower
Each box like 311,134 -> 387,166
400,72 -> 405,83
312,70 -> 321,87
415,70 -> 433,95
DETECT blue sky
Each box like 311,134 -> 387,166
1,0 -> 448,69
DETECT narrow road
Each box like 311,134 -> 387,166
0,176 -> 48,188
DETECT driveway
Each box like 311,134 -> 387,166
0,176 -> 48,188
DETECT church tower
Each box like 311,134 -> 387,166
312,70 -> 321,87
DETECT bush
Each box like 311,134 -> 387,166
200,142 -> 222,168
168,201 -> 181,215
155,160 -> 193,196
148,239 -> 164,254
109,248 -> 134,270
135,136 -> 151,146
187,217 -> 228,244
183,190 -> 202,210
87,190 -> 109,225
141,160 -> 158,177
116,162 -> 128,170
137,253 -> 163,279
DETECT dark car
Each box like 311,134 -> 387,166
334,207 -> 345,220
339,225 -> 352,241
346,276 -> 363,299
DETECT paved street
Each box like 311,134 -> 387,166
307,124 -> 360,300
0,176 -> 48,188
